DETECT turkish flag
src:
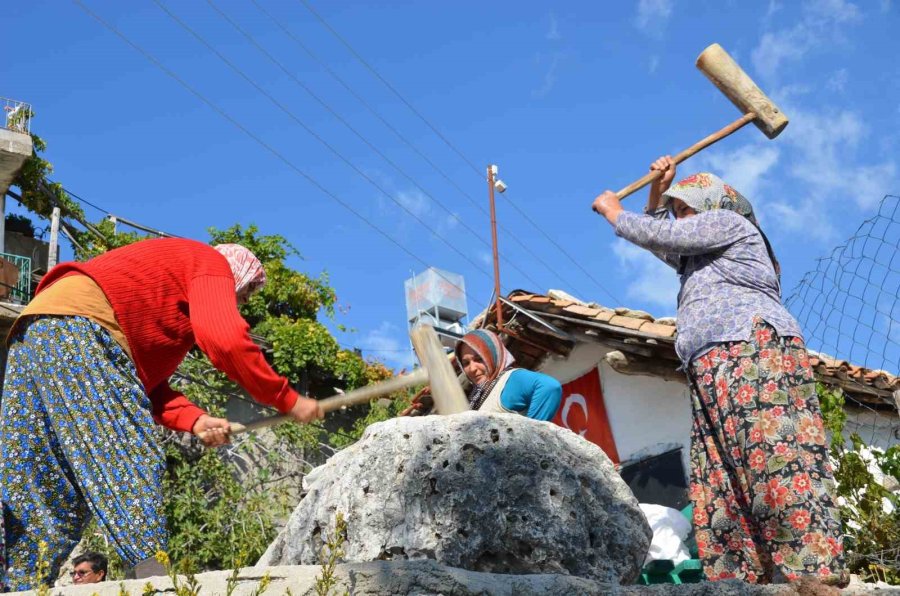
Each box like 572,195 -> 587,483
552,367 -> 620,463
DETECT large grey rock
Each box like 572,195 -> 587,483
259,412 -> 652,584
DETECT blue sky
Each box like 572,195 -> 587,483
3,0 -> 898,370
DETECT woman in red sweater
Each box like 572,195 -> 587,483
0,238 -> 321,591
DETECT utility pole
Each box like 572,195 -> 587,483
48,207 -> 60,269
487,165 -> 507,328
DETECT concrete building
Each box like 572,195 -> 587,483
0,100 -> 35,368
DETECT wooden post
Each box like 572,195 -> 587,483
0,193 -> 5,254
410,324 -> 469,414
48,207 -> 60,270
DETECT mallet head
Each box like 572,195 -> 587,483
696,43 -> 788,139
410,324 -> 469,415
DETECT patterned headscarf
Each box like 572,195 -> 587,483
213,244 -> 267,295
454,329 -> 516,410
661,172 -> 780,276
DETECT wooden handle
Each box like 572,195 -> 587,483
224,367 -> 431,436
614,112 -> 756,201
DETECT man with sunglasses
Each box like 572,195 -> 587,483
71,552 -> 107,585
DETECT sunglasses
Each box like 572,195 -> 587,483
70,569 -> 95,578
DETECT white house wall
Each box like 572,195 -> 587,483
842,403 -> 900,451
539,341 -> 693,475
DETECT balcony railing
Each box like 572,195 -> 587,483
2,98 -> 32,135
0,252 -> 32,304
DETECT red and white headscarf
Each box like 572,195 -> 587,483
213,244 -> 267,295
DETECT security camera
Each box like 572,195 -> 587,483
494,179 -> 507,193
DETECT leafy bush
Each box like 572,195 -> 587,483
818,383 -> 900,584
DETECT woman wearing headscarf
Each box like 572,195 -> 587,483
454,329 -> 562,421
591,157 -> 845,585
0,237 -> 322,591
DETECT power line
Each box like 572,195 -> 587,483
498,189 -> 621,305
204,0 -> 544,291
72,0 -> 474,305
298,0 -> 483,177
258,0 -> 604,303
152,0 -> 495,287
251,0 -> 485,215
297,0 -> 622,305
60,185 -> 110,215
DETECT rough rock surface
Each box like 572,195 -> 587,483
259,412 -> 652,584
13,563 -> 897,595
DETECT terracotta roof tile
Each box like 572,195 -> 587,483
640,322 -> 678,338
563,304 -> 602,317
592,310 -> 616,323
608,315 -> 647,330
510,294 -> 535,303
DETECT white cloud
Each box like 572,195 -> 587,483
360,321 -> 414,370
532,54 -> 561,98
649,55 -> 660,74
810,0 -> 861,21
441,212 -> 461,233
396,189 -> 430,219
611,239 -> 680,314
751,0 -> 861,80
752,31 -> 807,79
546,12 -> 561,41
700,102 -> 898,239
635,0 -> 673,36
826,68 -> 849,93
694,143 -> 780,201
769,198 -> 838,241
781,103 -> 897,210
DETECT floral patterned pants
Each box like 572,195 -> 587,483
688,319 -> 845,584
0,316 -> 166,591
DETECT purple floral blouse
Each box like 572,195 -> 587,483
615,208 -> 802,364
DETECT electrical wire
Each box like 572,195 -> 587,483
205,0 -> 545,291
73,0 -> 475,304
152,0 -> 495,290
298,0 -> 623,305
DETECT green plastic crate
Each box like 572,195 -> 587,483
638,504 -> 704,585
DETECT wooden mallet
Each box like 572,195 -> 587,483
222,325 -> 469,436
610,43 -> 789,201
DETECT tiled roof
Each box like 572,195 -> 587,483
478,290 -> 899,409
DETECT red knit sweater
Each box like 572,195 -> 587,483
35,238 -> 299,433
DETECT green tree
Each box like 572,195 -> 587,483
161,224 -> 409,569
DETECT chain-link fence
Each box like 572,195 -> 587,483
786,194 -> 900,449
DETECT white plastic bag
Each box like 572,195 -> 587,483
639,503 -> 692,565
